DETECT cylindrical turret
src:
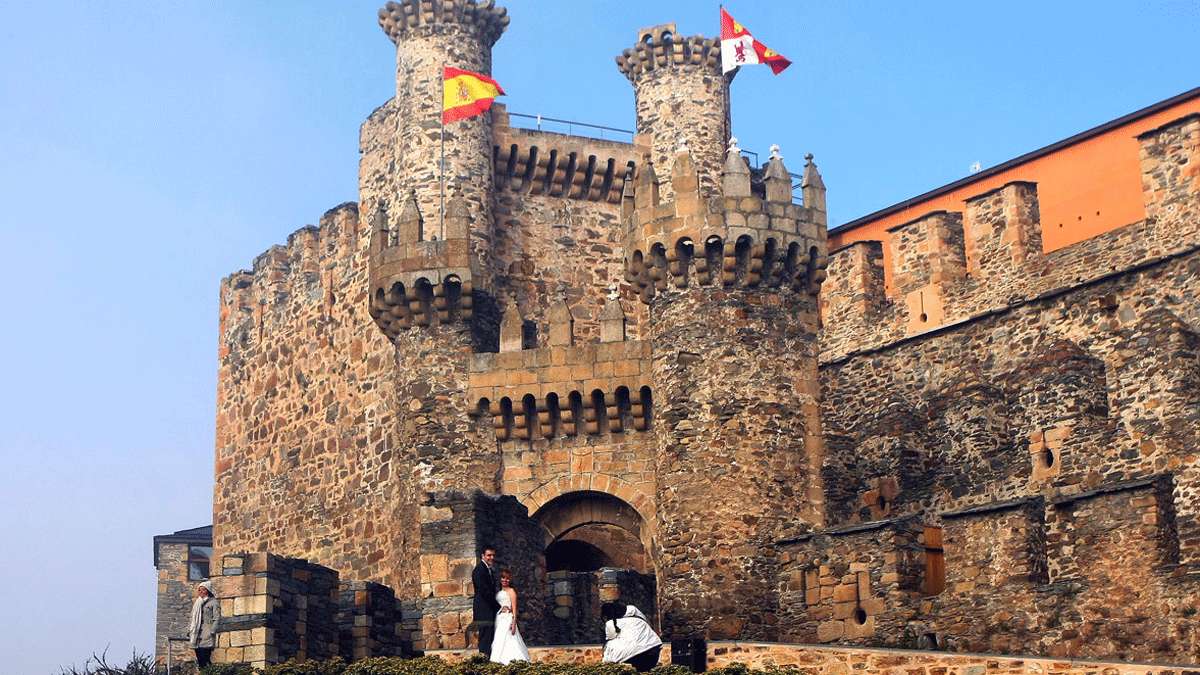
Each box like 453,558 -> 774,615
375,0 -> 509,239
624,143 -> 829,641
616,24 -> 729,202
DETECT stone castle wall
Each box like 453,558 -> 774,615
803,113 -> 1200,662
214,203 -> 416,593
203,0 -> 1200,668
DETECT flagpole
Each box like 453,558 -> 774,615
440,66 -> 446,237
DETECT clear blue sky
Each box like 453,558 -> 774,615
0,1 -> 1196,673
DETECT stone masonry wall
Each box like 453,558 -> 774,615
207,2 -> 1200,666
214,553 -> 341,668
213,204 -> 415,593
778,520 -> 925,647
808,112 -> 1200,663
154,542 -> 199,668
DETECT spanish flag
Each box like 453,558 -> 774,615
443,66 -> 505,124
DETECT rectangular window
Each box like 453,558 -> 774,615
188,545 -> 212,581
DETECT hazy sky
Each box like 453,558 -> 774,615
1,1 -> 1197,673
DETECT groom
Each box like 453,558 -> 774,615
472,545 -> 501,656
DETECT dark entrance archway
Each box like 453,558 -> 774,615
533,490 -> 657,644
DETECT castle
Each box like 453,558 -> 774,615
154,0 -> 1200,669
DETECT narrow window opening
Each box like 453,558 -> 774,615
924,526 -> 945,596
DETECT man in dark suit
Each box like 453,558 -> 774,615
472,545 -> 501,656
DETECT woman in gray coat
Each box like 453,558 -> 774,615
188,581 -> 220,668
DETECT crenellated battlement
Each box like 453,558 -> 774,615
491,113 -> 640,202
366,192 -> 476,339
467,288 -> 652,442
622,141 -> 828,303
821,112 -> 1200,361
219,203 -> 361,350
614,24 -> 722,81
377,0 -> 509,46
469,340 -> 653,442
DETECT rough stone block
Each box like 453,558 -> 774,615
817,620 -> 845,642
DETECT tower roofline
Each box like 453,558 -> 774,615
377,0 -> 510,46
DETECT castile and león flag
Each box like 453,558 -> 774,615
720,7 -> 791,75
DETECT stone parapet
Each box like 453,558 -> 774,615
377,0 -> 509,47
821,112 -> 1200,358
213,554 -> 340,668
492,108 -> 641,203
338,581 -> 411,660
469,339 -> 652,441
624,146 -> 828,304
367,192 -> 476,339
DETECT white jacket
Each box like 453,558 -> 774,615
602,605 -> 662,663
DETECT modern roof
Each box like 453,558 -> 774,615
152,524 -> 212,567
833,85 -> 1200,233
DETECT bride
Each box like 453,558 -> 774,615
490,569 -> 531,663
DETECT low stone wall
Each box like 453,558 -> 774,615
214,553 -> 340,667
427,642 -> 1200,675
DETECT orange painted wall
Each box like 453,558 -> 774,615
829,90 -> 1200,292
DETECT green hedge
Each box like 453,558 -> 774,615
202,655 -> 780,675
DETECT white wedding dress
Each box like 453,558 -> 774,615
490,589 -> 530,663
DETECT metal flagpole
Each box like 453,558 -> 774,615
440,66 -> 446,236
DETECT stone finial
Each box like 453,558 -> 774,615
621,171 -> 637,220
499,299 -> 524,352
672,146 -> 700,196
679,137 -> 690,155
399,190 -> 423,244
801,153 -> 827,223
723,137 -> 752,198
635,158 -> 660,209
371,202 -> 388,234
548,297 -> 574,347
444,189 -> 470,240
599,289 -> 627,343
370,202 -> 390,252
765,145 -> 791,203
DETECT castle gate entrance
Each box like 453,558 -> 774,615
532,490 -> 657,645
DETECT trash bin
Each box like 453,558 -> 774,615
670,637 -> 707,672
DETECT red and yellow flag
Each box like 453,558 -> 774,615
720,8 -> 791,75
443,66 -> 505,124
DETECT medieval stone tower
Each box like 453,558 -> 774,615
213,0 -> 828,660
202,0 -> 1200,669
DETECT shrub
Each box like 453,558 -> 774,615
202,663 -> 257,675
262,657 -> 347,675
59,650 -> 159,675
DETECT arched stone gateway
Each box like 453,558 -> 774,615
533,491 -> 658,645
